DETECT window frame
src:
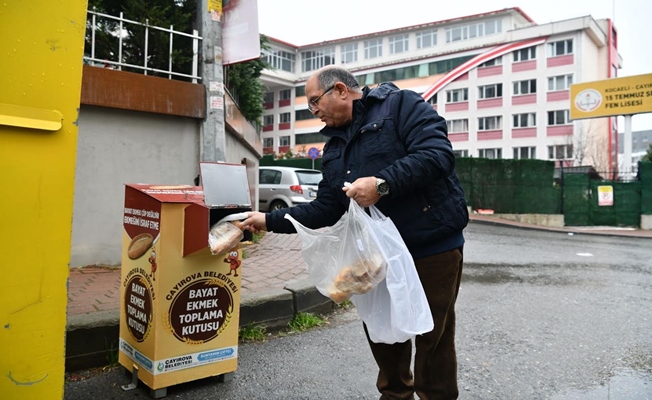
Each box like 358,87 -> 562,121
513,146 -> 536,159
547,110 -> 570,126
512,113 -> 537,128
446,119 -> 469,133
364,38 -> 383,59
513,79 -> 537,95
446,88 -> 469,103
389,34 -> 410,54
547,39 -> 573,57
478,116 -> 503,131
478,83 -> 503,99
340,43 -> 358,64
513,46 -> 536,62
301,47 -> 335,72
547,74 -> 573,91
416,29 -> 438,49
478,148 -> 502,159
279,112 -> 291,124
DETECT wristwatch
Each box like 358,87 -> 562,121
376,178 -> 390,196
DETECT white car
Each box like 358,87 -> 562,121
258,166 -> 322,211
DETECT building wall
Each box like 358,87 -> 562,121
70,105 -> 200,266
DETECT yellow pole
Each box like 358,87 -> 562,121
0,1 -> 88,398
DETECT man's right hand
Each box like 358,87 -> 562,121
241,211 -> 267,234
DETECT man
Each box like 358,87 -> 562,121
242,65 -> 468,400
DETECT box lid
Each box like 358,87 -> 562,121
125,184 -> 205,204
200,162 -> 251,208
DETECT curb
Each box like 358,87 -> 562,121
65,279 -> 331,373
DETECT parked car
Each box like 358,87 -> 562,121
258,166 -> 323,211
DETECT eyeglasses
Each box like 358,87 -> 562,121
307,85 -> 335,112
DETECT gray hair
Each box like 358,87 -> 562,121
317,67 -> 362,93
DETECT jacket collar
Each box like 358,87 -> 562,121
321,82 -> 399,139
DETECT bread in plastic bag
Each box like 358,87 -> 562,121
208,221 -> 243,255
284,200 -> 387,304
286,200 -> 434,344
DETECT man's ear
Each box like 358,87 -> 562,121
334,82 -> 348,98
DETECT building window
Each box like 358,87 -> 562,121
547,110 -> 570,125
264,92 -> 274,103
453,149 -> 469,157
513,113 -> 536,128
295,109 -> 316,121
296,132 -> 328,145
478,83 -> 503,99
364,38 -> 383,59
416,30 -> 437,49
548,39 -> 573,57
513,79 -> 537,95
426,93 -> 438,105
445,19 -> 502,43
301,48 -> 335,72
548,144 -> 573,160
263,49 -> 295,72
263,115 -> 274,126
478,116 -> 502,131
513,46 -> 536,62
279,112 -> 291,123
513,146 -> 536,159
548,74 -> 573,91
479,56 -> 502,67
389,34 -> 409,54
279,89 -> 291,100
447,119 -> 469,133
479,148 -> 502,159
446,88 -> 468,103
279,136 -> 290,146
263,137 -> 273,148
295,86 -> 305,97
340,43 -> 358,64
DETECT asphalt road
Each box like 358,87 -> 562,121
64,223 -> 652,400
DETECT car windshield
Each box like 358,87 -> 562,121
295,171 -> 322,185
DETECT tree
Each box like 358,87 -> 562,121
224,35 -> 271,125
642,143 -> 652,162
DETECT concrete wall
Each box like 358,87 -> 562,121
70,105 -> 200,266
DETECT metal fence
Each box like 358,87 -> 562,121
84,9 -> 202,82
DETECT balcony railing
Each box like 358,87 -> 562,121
84,9 -> 202,82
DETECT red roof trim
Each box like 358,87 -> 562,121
421,37 -> 547,101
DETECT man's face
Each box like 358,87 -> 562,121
305,78 -> 351,128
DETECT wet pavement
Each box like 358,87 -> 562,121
65,222 -> 652,399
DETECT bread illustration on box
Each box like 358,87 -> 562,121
127,233 -> 154,260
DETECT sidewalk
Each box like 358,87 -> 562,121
65,215 -> 652,371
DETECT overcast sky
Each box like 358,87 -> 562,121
257,0 -> 652,132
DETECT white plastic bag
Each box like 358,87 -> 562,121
350,206 -> 434,344
285,201 -> 433,344
284,200 -> 387,304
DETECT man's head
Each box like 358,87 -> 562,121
305,66 -> 363,128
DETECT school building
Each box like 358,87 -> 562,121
259,7 -> 620,170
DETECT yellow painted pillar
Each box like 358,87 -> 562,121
0,1 -> 88,398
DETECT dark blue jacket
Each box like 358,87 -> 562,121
265,82 -> 468,259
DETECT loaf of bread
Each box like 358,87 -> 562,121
333,253 -> 386,295
326,282 -> 351,304
209,221 -> 244,255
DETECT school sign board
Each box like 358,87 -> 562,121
570,73 -> 652,120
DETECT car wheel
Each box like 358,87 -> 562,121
269,200 -> 288,211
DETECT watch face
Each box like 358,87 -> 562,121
378,181 -> 389,196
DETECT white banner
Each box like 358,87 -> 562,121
223,0 -> 261,65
